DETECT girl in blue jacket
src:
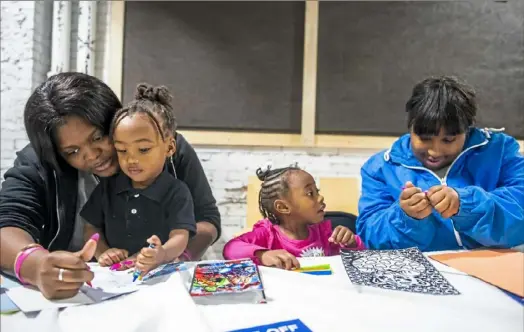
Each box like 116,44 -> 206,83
356,76 -> 524,251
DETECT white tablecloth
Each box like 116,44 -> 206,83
2,254 -> 523,332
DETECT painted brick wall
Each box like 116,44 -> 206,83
94,1 -> 109,81
32,1 -> 52,90
70,1 -> 108,78
1,1 -> 52,178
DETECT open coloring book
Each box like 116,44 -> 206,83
341,247 -> 460,295
6,262 -> 186,312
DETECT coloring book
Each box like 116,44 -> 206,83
189,259 -> 267,305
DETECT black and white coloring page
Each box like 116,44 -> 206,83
340,247 -> 460,295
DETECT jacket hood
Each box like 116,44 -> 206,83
383,127 -> 498,167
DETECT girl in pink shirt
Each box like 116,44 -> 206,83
223,166 -> 365,269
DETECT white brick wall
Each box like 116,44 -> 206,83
0,2 -> 377,260
94,1 -> 109,80
68,1 -> 79,71
31,1 -> 52,90
0,1 -> 42,175
70,0 -> 108,78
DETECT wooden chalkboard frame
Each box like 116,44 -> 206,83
107,1 -> 523,153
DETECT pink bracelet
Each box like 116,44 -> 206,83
15,246 -> 47,285
181,250 -> 192,261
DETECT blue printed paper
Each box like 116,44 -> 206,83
140,262 -> 187,282
1,276 -> 20,314
301,270 -> 332,276
228,319 -> 312,332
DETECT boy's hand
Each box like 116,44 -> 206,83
255,249 -> 300,270
98,248 -> 129,266
329,225 -> 356,247
427,185 -> 460,218
135,235 -> 166,274
400,181 -> 432,220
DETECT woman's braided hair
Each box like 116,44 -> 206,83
256,164 -> 301,225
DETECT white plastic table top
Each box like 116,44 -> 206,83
2,253 -> 523,332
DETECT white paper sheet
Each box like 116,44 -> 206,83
7,265 -> 139,313
57,274 -> 213,332
6,286 -> 93,312
88,265 -> 140,293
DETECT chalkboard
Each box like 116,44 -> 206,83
123,1 -> 304,133
316,1 -> 524,138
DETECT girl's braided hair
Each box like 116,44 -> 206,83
256,164 -> 301,224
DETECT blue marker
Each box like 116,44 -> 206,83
132,243 -> 155,282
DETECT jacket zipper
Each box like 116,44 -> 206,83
399,140 -> 489,248
170,156 -> 178,179
49,171 -> 101,250
48,171 -> 62,249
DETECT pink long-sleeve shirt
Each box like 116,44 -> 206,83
223,219 -> 365,262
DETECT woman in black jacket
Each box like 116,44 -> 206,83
0,72 -> 221,299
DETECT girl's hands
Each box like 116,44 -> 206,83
255,249 -> 300,270
329,226 -> 357,247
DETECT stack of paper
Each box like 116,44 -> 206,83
6,262 -> 184,313
429,249 -> 524,298
6,268 -> 139,313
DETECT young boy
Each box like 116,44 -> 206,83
81,84 -> 196,274
356,76 -> 524,251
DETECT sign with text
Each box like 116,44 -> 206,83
228,319 -> 312,332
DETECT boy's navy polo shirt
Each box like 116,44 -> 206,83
80,168 -> 196,256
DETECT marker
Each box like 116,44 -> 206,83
132,243 -> 155,282
112,260 -> 134,271
110,262 -> 122,271
85,233 -> 99,287
85,265 -> 93,287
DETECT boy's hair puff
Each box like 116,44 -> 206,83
110,83 -> 177,141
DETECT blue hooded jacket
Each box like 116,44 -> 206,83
356,128 -> 524,251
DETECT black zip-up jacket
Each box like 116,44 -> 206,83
0,134 -> 221,251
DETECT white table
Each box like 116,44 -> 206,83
2,255 -> 523,332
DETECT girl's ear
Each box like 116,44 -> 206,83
166,136 -> 176,157
274,199 -> 291,215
